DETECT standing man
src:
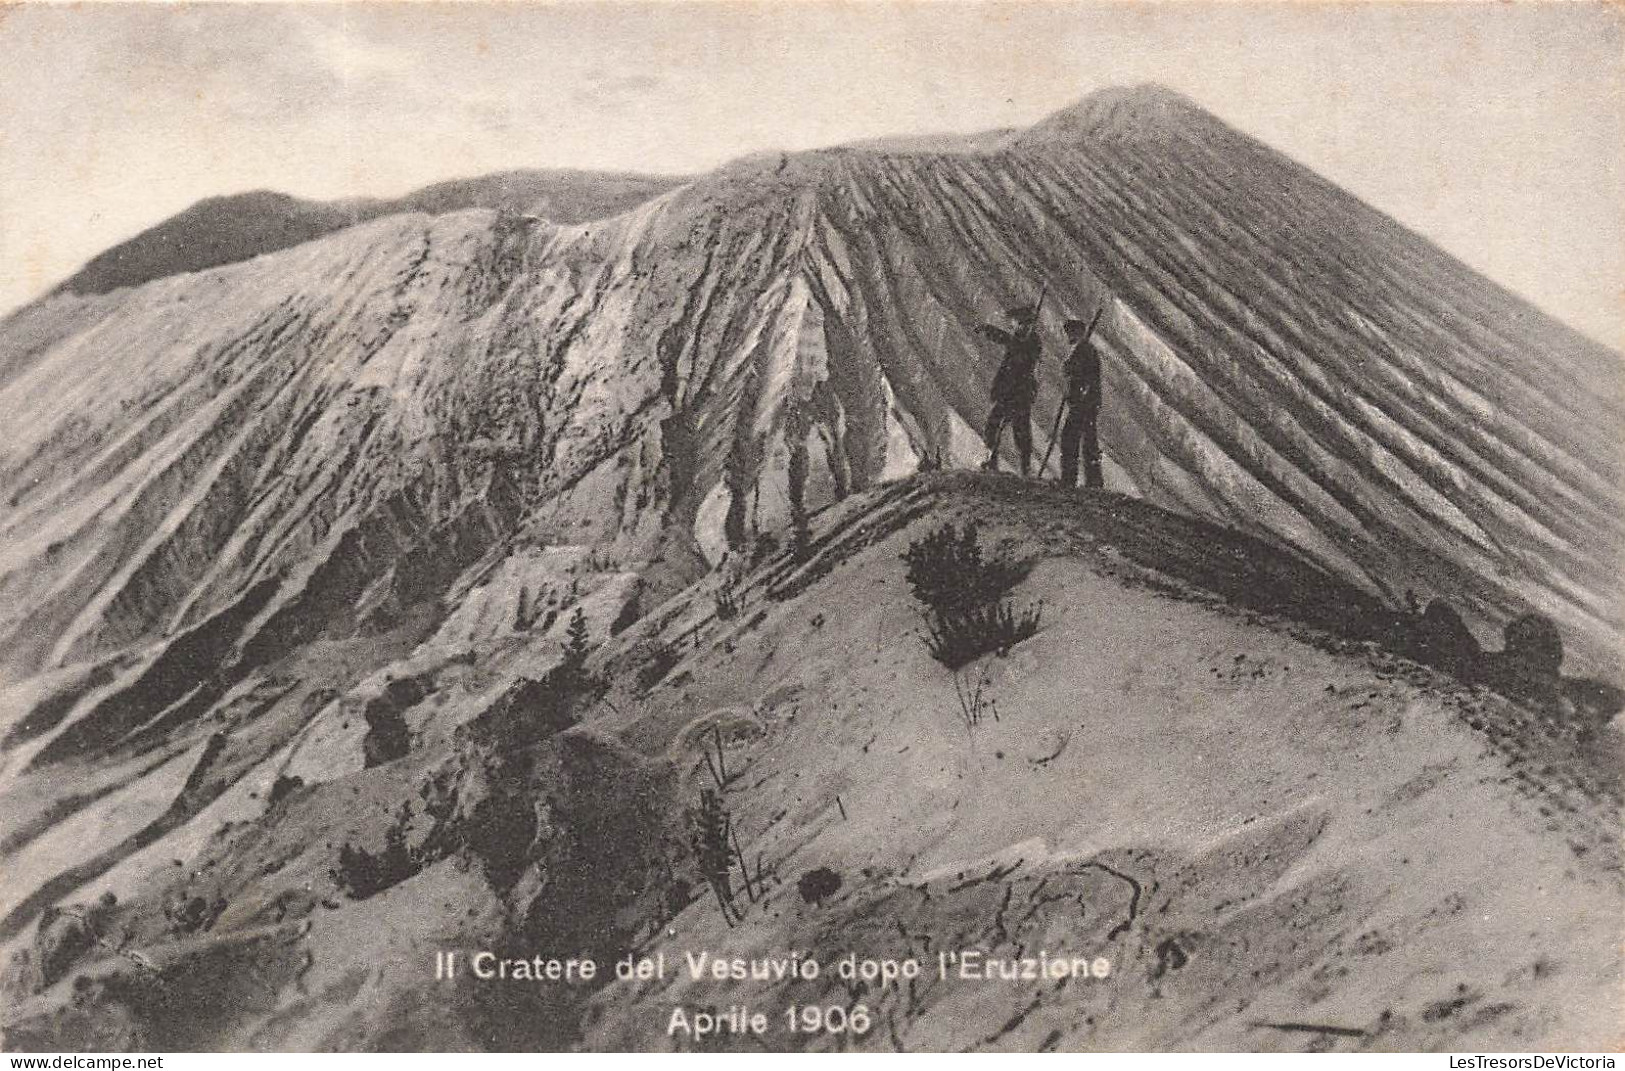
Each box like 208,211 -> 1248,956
977,304 -> 1042,476
1059,313 -> 1105,489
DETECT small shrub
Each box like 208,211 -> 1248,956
549,607 -> 606,697
797,866 -> 841,906
331,802 -> 420,900
952,668 -> 999,732
901,522 -> 1024,618
610,595 -> 640,635
690,789 -> 737,923
267,774 -> 304,808
514,586 -> 546,631
563,608 -> 592,673
664,877 -> 697,919
902,522 -> 1041,667
925,601 -> 1043,671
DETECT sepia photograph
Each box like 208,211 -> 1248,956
0,0 -> 1620,1055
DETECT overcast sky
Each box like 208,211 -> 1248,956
1,1 -> 1620,349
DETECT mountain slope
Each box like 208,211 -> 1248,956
578,476 -> 1620,1051
2,475 -> 1617,1050
0,84 -> 1621,1051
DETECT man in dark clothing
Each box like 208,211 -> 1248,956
977,305 -> 1042,475
1058,315 -> 1104,489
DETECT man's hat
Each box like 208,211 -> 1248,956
1005,304 -> 1038,322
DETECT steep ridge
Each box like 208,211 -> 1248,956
1,88 -> 1618,719
46,169 -> 682,305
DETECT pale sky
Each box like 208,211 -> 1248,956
1,1 -> 1620,350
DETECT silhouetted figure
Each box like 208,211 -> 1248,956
1059,316 -> 1104,489
978,305 -> 1042,475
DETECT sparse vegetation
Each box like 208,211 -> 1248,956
547,606 -> 607,698
952,667 -> 1000,734
699,723 -> 732,790
925,601 -> 1043,671
563,608 -> 591,673
902,521 -> 1041,669
267,774 -> 304,808
902,521 -> 1025,618
797,866 -> 841,906
690,789 -> 739,925
331,801 -> 422,901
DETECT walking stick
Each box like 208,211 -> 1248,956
1039,397 -> 1067,476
